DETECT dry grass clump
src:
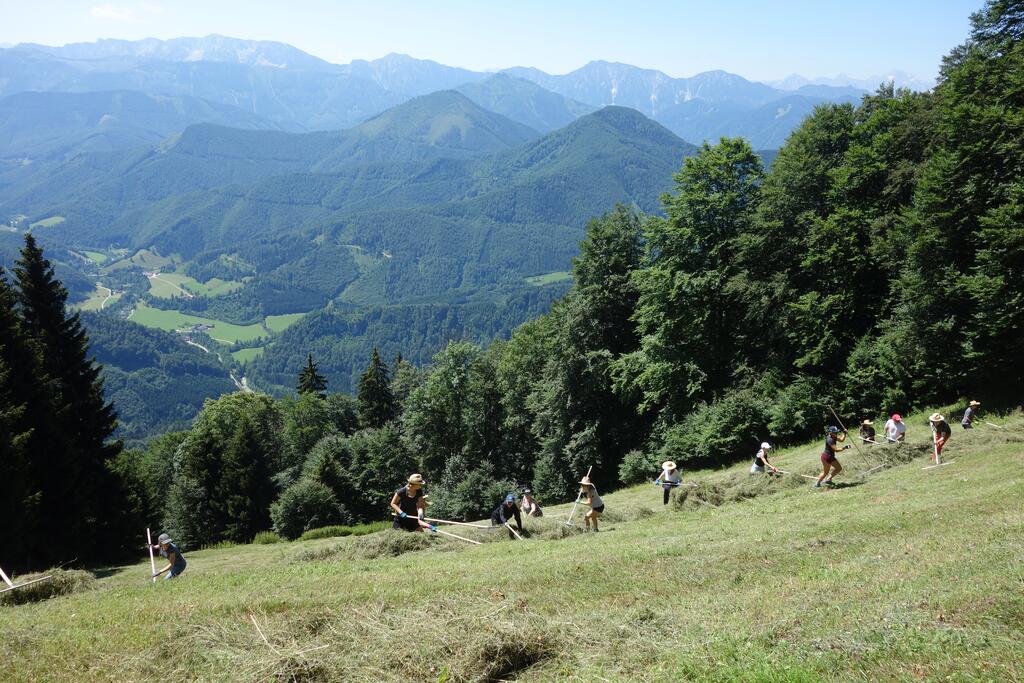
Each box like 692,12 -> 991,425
443,625 -> 556,682
672,471 -> 804,511
0,569 -> 96,606
347,530 -> 444,559
126,597 -> 558,682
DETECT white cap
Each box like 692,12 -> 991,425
760,442 -> 771,450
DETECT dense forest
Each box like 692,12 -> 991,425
2,1 -> 1021,568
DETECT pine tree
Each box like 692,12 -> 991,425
13,235 -> 131,565
296,353 -> 327,397
357,348 -> 395,429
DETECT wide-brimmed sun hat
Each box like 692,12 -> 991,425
862,419 -> 873,426
579,476 -> 594,486
929,413 -> 945,422
760,442 -> 771,450
969,400 -> 981,407
662,461 -> 677,471
157,533 -> 172,545
891,414 -> 903,422
407,473 -> 425,486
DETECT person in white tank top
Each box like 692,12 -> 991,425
579,476 -> 604,532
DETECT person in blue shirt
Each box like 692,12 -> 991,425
150,533 -> 187,580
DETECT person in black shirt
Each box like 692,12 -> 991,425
859,420 -> 876,446
390,473 -> 432,532
814,426 -> 850,489
491,494 -> 523,538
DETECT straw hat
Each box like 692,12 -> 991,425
579,476 -> 594,486
929,413 -> 944,422
969,400 -> 981,407
662,461 -> 677,471
862,419 -> 873,426
407,473 -> 425,486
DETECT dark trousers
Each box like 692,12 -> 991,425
663,485 -> 672,505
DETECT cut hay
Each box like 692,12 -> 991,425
0,569 -> 95,606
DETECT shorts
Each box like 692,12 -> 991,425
821,451 -> 837,465
592,504 -> 605,514
392,516 -> 421,532
750,464 -> 765,474
962,422 -> 972,429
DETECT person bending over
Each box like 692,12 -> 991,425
491,494 -> 524,538
150,533 -> 186,580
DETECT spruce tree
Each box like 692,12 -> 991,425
13,236 -> 131,565
0,268 -> 46,568
357,348 -> 395,429
296,353 -> 327,397
222,414 -> 276,542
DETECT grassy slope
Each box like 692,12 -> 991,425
2,411 -> 1022,682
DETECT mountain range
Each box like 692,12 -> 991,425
0,34 -> 887,149
0,33 -> 915,439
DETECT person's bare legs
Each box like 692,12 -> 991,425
816,461 -> 831,486
587,509 -> 600,532
825,462 -> 842,484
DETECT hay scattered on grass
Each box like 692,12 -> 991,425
292,530 -> 449,563
347,530 -> 442,559
0,569 -> 96,606
444,626 -> 556,682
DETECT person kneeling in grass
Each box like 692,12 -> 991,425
150,533 -> 186,580
521,488 -> 543,517
491,494 -> 524,538
656,461 -> 682,504
578,476 -> 604,532
750,443 -> 779,475
815,427 -> 850,489
390,474 -> 433,532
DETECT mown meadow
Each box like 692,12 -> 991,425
3,411 -> 1021,682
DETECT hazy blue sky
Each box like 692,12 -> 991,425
0,0 -> 983,82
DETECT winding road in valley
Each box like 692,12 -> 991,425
184,339 -> 253,392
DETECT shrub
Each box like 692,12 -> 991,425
618,449 -> 656,486
271,479 -> 347,540
660,386 -> 773,467
0,569 -> 96,607
429,468 -> 515,521
252,531 -> 283,545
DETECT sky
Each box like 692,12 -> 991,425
0,0 -> 983,83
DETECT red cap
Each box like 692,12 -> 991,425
891,413 -> 902,422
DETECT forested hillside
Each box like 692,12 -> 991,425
2,1 -> 1020,574
102,0 -> 1024,554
